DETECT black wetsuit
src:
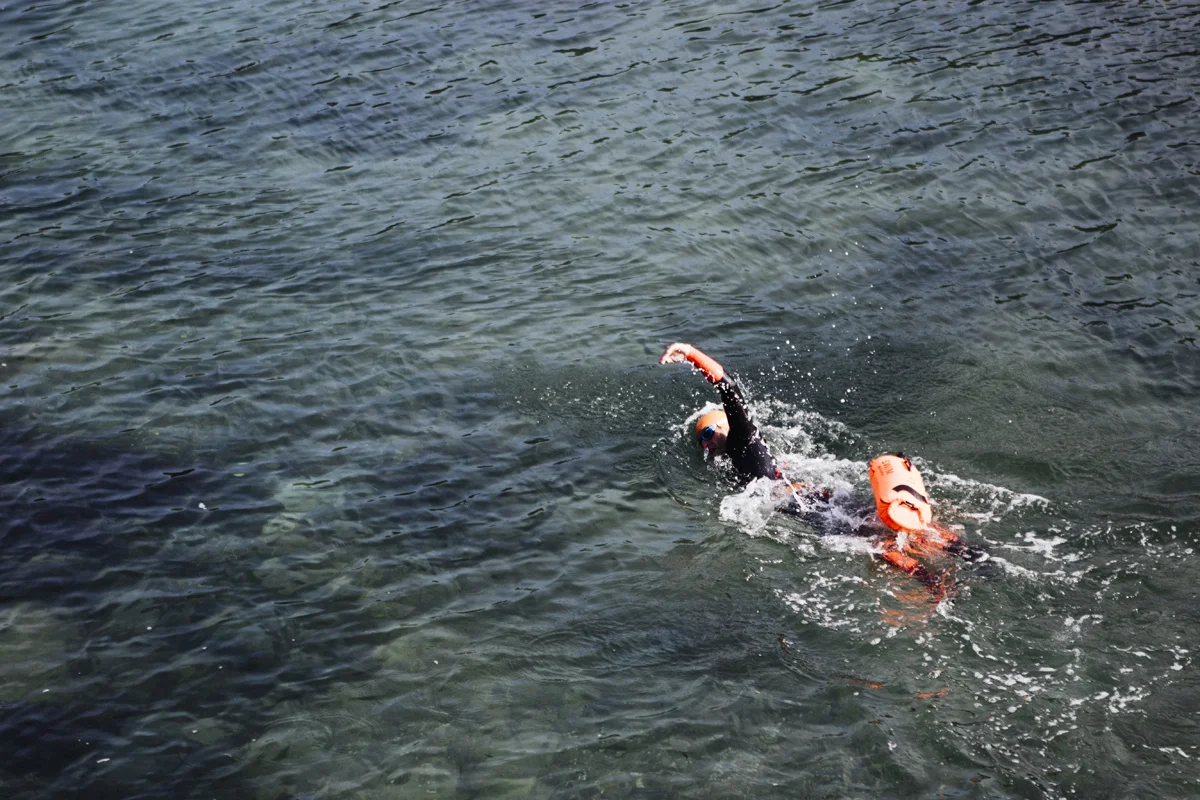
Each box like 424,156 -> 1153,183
715,375 -> 780,482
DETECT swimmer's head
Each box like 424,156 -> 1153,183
695,409 -> 729,455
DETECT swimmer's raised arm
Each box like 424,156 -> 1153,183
658,342 -> 725,384
659,342 -> 746,421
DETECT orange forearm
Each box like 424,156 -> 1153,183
685,347 -> 724,384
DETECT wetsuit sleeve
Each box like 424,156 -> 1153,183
715,377 -> 754,442
716,376 -> 779,481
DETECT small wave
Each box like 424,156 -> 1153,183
927,468 -> 1050,520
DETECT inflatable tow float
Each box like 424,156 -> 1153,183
869,453 -> 932,533
868,453 -> 962,579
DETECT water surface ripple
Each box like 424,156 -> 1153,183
2,0 -> 1199,797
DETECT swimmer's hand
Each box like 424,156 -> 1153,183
659,342 -> 725,383
658,342 -> 694,365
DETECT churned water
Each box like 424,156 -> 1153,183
2,0 -> 1198,797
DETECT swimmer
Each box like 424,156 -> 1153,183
659,342 -> 987,586
658,341 -> 780,482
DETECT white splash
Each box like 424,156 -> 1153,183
717,477 -> 781,537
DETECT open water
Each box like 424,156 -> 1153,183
2,0 -> 1199,797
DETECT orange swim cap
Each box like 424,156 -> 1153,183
695,409 -> 727,442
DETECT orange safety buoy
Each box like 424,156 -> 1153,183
869,453 -> 933,533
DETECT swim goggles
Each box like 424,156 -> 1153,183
700,425 -> 716,441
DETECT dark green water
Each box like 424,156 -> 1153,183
2,0 -> 1198,797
